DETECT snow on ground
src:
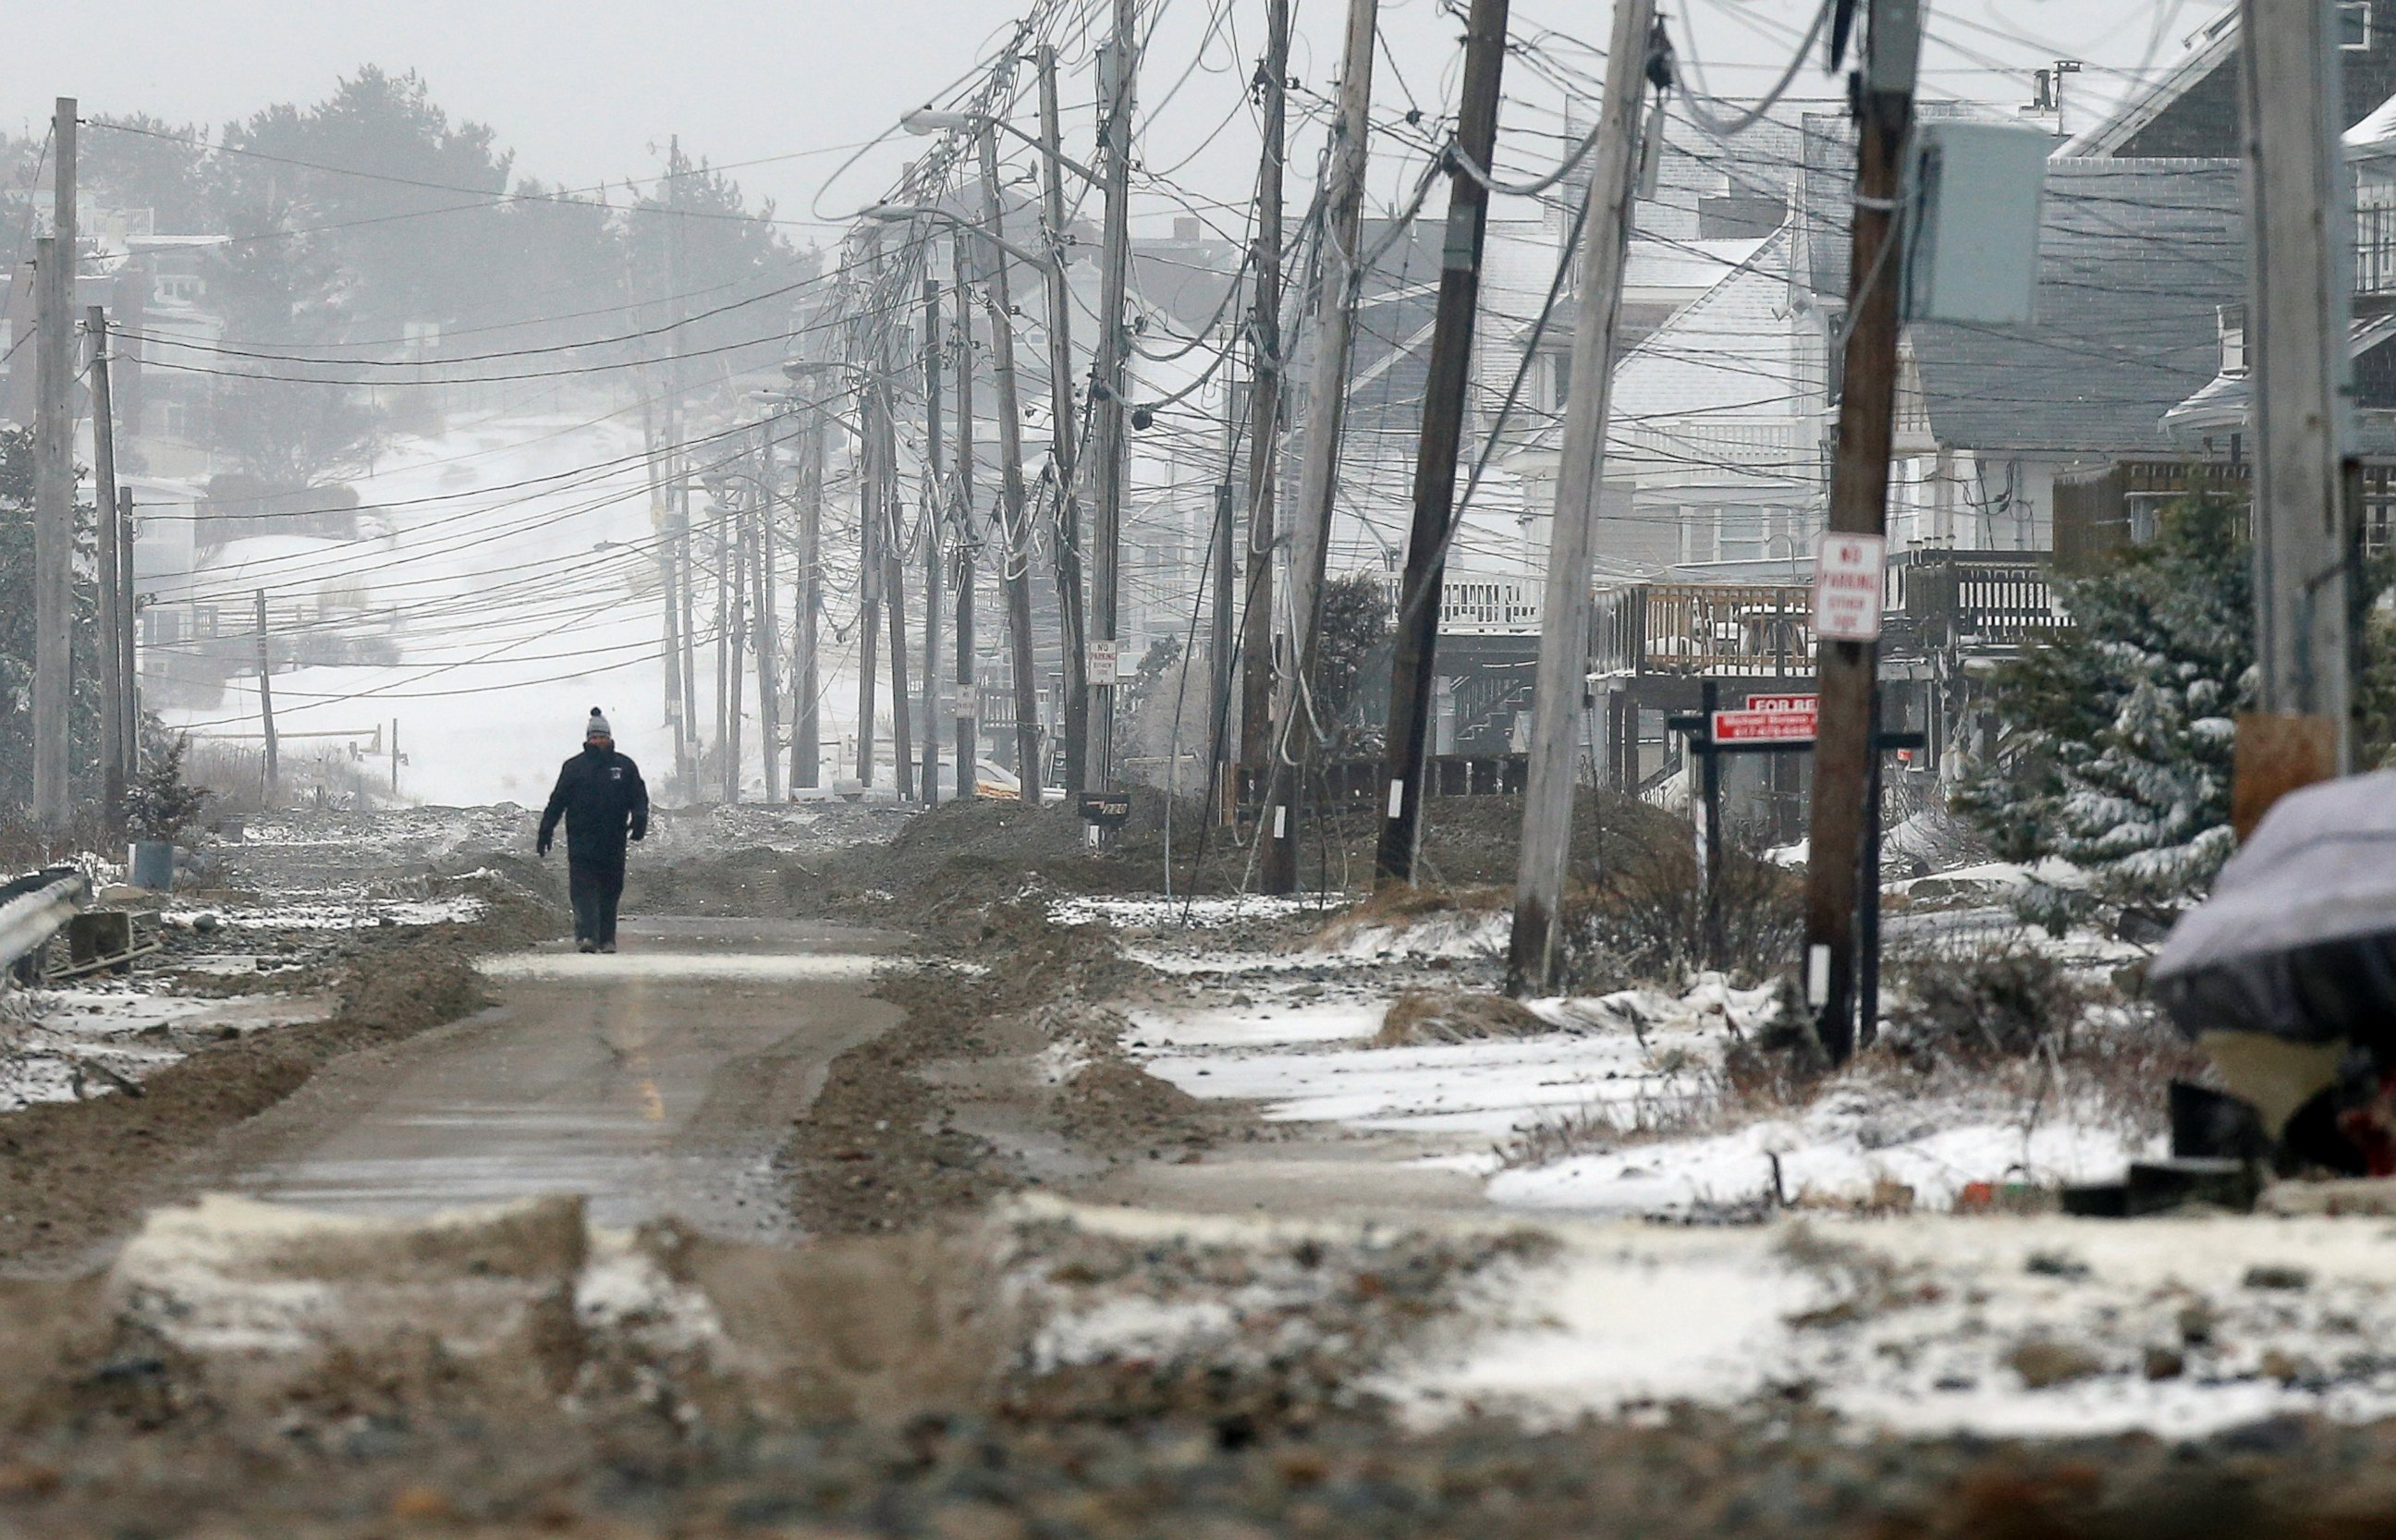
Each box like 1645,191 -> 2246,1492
1,983 -> 335,1111
1319,908 -> 1511,960
1119,898 -> 2151,1217
165,894 -> 484,931
1375,1211 -> 2396,1438
1141,1018 -> 1722,1142
1485,1080 -> 2160,1217
1009,1195 -> 2396,1442
1047,894 -> 1315,931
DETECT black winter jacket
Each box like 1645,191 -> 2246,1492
538,746 -> 649,866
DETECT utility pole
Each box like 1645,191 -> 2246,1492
667,137 -> 699,802
855,244 -> 886,789
1090,0 -> 1137,794
1376,0 -> 1511,887
1801,0 -> 1921,1059
975,125 -> 1045,802
1262,0 -> 1379,894
725,500 -> 747,803
921,273 -> 945,806
883,389 -> 915,802
792,371 -> 829,791
753,427 -> 783,803
118,487 -> 139,774
715,495 -> 733,797
254,591 -> 279,801
1211,478 -> 1239,810
2237,0 -> 2357,813
391,719 -> 400,798
1038,45 -> 1092,798
1506,0 -> 1657,991
1240,0 -> 1291,816
31,97 -> 77,827
88,307 -> 127,827
953,227 -> 980,801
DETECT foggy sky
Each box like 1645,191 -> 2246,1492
5,1 -> 2218,239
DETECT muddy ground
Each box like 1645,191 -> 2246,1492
4,797 -> 2392,1536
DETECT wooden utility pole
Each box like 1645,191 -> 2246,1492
1262,0 -> 1380,893
1376,0 -> 1511,888
2236,0 -> 2357,811
792,373 -> 829,790
1090,0 -> 1137,793
667,138 -> 700,801
1239,0 -> 1291,811
883,390 -> 915,802
118,487 -> 139,773
88,307 -> 128,825
726,505 -> 747,803
855,363 -> 885,786
31,97 -> 77,827
1802,0 -> 1921,1059
753,428 -> 783,803
1506,0 -> 1656,991
976,127 -> 1045,801
715,495 -> 734,796
952,228 -> 980,801
1037,45 -> 1092,797
1210,473 -> 1236,820
921,274 -> 945,806
253,590 -> 279,800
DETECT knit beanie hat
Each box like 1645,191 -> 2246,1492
586,707 -> 612,740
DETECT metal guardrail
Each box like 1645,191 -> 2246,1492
0,870 -> 90,977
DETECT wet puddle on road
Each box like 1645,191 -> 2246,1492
230,918 -> 904,1233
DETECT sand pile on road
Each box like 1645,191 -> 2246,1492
1375,987 -> 1552,1046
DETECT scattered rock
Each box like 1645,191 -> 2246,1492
2009,1338 -> 2105,1389
2243,1265 -> 2314,1291
2143,1346 -> 2186,1381
2025,1251 -> 2091,1281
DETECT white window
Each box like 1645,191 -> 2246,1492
2219,303 -> 2248,377
1718,504 -> 1769,561
2342,1 -> 2372,51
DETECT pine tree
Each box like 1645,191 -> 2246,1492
1958,498 -> 2253,931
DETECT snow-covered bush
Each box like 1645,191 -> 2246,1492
1884,940 -> 2084,1065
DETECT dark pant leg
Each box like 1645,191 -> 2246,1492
595,862 -> 624,946
568,860 -> 605,944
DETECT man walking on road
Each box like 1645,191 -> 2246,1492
537,708 -> 649,953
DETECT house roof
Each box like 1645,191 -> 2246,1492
1610,225 -> 1803,428
1907,158 -> 2244,456
2057,8 -> 2239,158
2161,312 -> 2396,455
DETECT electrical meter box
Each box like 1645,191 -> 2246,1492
1904,121 -> 2050,325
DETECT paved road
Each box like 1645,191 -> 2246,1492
202,916 -> 899,1239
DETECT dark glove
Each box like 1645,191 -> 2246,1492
536,835 -> 552,857
629,820 -> 646,843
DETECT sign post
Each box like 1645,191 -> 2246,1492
1669,691 -> 1921,981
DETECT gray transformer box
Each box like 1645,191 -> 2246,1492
1904,121 -> 2049,325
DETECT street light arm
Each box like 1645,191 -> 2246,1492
865,203 -> 1052,272
903,107 -> 1099,186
